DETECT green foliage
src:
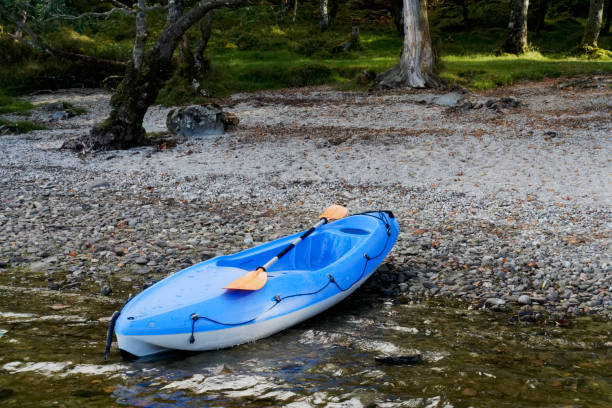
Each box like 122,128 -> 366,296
573,45 -> 612,60
0,35 -> 37,64
0,0 -> 69,23
0,117 -> 47,134
0,56 -> 124,94
287,63 -> 333,86
0,91 -> 34,113
1,0 -> 611,100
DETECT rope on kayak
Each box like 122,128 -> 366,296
104,311 -> 120,360
188,310 -> 268,343
104,293 -> 133,360
187,211 -> 394,344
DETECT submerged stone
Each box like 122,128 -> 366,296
374,354 -> 422,365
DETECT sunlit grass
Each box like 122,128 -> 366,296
442,52 -> 612,89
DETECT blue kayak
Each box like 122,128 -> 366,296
114,211 -> 398,358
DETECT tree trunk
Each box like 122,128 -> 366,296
391,0 -> 404,35
603,0 -> 611,34
502,0 -> 529,54
194,11 -> 213,74
351,26 -> 360,46
461,0 -> 469,25
293,0 -> 298,22
133,0 -> 147,69
177,34 -> 191,67
329,0 -> 338,27
320,0 -> 328,31
332,26 -> 361,52
582,0 -> 605,47
533,0 -> 549,34
15,10 -> 27,38
375,0 -> 444,89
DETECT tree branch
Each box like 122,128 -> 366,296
158,0 -> 245,59
133,0 -> 148,70
194,10 -> 213,71
45,8 -> 132,22
45,5 -> 169,22
109,0 -> 131,8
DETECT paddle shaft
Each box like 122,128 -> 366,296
259,218 -> 327,271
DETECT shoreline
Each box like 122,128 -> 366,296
0,78 -> 610,319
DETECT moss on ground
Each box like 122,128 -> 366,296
0,118 -> 47,134
0,92 -> 35,114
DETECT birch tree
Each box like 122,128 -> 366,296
582,0 -> 605,48
375,0 -> 444,89
320,0 -> 328,31
502,0 -> 529,54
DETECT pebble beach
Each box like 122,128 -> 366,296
1,77 -> 611,319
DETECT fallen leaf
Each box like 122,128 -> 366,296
413,229 -> 425,235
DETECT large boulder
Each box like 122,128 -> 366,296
166,104 -> 238,137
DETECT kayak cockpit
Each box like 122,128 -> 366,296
218,224 -> 375,273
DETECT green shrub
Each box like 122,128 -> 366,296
235,31 -> 264,51
287,64 -> 333,87
294,37 -> 332,57
239,66 -> 286,84
0,36 -> 37,65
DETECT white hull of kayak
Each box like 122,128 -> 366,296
116,267 -> 375,357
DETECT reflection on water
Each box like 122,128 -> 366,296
0,272 -> 610,407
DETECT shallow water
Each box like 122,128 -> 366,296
0,270 -> 610,407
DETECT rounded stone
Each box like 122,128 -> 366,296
518,295 -> 531,305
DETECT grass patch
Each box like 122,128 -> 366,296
0,118 -> 47,134
441,51 -> 612,89
0,92 -> 35,114
62,101 -> 87,116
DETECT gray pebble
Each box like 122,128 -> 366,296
518,295 -> 531,305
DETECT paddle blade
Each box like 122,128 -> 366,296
224,268 -> 267,291
319,205 -> 348,221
